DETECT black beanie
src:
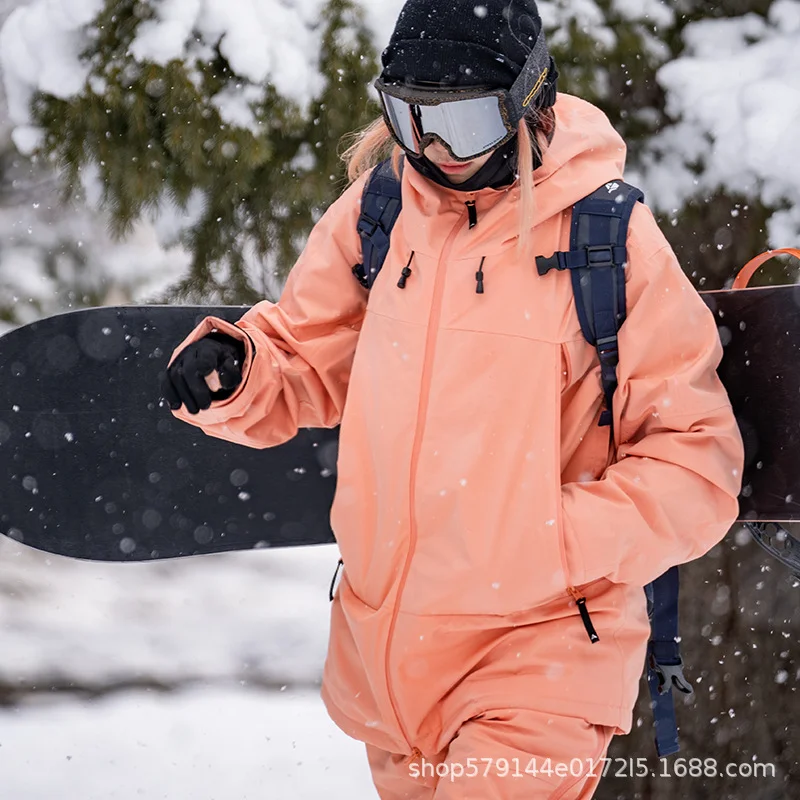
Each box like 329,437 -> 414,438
381,0 -> 557,107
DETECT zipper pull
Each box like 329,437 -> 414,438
397,252 -> 415,289
465,200 -> 477,229
568,587 -> 599,643
475,256 -> 486,295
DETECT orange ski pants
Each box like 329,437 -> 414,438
366,708 -> 615,799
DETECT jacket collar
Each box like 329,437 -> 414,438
401,93 -> 629,232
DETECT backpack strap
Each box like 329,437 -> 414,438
646,566 -> 694,757
536,183 -> 693,758
353,158 -> 404,289
535,180 -> 644,429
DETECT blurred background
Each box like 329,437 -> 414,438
0,1 -> 798,798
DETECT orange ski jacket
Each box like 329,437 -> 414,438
171,94 -> 744,758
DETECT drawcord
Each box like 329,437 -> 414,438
475,256 -> 486,295
397,251 -> 415,289
400,202 -> 479,292
329,558 -> 344,601
398,204 -> 484,292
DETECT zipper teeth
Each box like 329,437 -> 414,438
554,353 -> 579,601
384,210 -> 467,752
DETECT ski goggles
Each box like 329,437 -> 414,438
376,29 -> 553,162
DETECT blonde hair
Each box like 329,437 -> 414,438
340,108 -> 555,259
341,118 -> 404,183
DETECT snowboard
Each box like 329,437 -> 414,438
0,270 -> 799,563
0,306 -> 339,561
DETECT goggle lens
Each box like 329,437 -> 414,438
380,92 -> 510,160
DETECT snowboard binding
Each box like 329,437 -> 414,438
745,522 -> 800,581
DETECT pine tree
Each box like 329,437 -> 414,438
541,0 -> 784,288
16,0 -> 793,301
29,0 -> 378,304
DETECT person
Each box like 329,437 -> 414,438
160,1 -> 745,797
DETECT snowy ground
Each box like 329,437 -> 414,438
0,539 -> 381,796
0,540 -> 340,695
0,538 -> 381,797
0,688 -> 378,799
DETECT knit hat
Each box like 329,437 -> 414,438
380,0 -> 557,108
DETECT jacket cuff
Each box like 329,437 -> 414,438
169,316 -> 258,425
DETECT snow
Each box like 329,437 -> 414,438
360,0 -> 403,51
0,4 -> 193,334
0,0 -> 328,145
0,177 -> 191,334
210,83 -> 266,131
0,688 -> 377,799
148,188 -> 209,249
637,0 -> 800,245
132,0 -> 326,109
0,0 -> 103,123
611,0 -> 674,29
0,539 -> 338,689
9,123 -> 42,156
0,539 -> 375,795
1,1 -> 799,245
129,1 -> 201,66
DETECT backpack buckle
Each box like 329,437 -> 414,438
650,656 -> 694,696
596,335 -> 618,356
586,244 -> 615,268
357,213 -> 380,238
535,252 -> 565,275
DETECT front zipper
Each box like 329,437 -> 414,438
383,207 -> 469,755
465,200 -> 477,228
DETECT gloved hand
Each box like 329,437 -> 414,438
160,332 -> 247,414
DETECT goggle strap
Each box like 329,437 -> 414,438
508,28 -> 552,120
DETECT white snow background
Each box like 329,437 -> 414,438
0,540 -> 378,799
1,687 -> 376,799
1,0 -> 799,244
0,1 -> 798,798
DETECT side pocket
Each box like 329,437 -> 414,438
561,338 -> 614,481
559,342 -> 572,394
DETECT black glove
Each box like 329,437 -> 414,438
160,332 -> 247,415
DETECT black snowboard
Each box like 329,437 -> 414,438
0,306 -> 338,561
0,291 -> 796,562
701,285 -> 800,522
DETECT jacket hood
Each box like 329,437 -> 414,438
533,93 -> 628,224
404,93 -> 628,233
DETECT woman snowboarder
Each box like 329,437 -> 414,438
161,2 -> 744,797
